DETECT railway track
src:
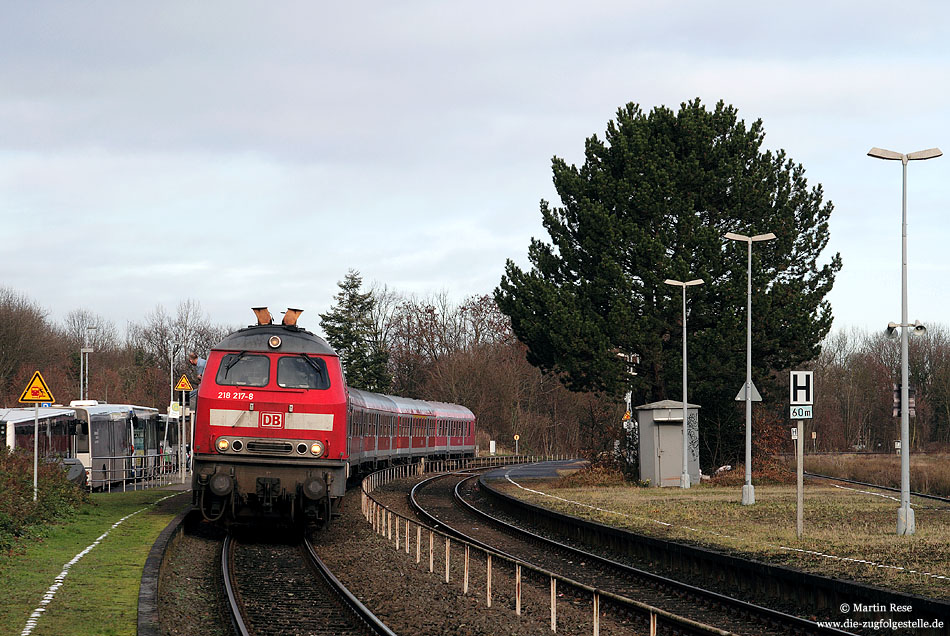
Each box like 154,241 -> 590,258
409,471 -> 849,636
803,472 -> 950,504
222,530 -> 396,636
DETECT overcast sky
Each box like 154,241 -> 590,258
3,2 -> 949,338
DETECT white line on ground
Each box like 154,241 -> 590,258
503,470 -> 949,582
20,493 -> 179,636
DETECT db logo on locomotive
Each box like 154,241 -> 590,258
259,412 -> 284,428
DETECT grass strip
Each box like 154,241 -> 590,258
498,478 -> 950,600
0,489 -> 190,636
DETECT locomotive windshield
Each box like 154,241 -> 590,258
277,355 -> 331,389
216,353 -> 270,387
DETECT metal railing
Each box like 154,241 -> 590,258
87,451 -> 185,492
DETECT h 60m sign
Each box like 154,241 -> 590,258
790,371 -> 813,419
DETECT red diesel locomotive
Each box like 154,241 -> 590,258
191,308 -> 476,525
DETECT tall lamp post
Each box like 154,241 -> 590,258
725,231 -> 776,505
665,278 -> 704,489
868,146 -> 942,535
81,326 -> 96,401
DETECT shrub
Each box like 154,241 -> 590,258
0,446 -> 90,552
556,455 -> 629,488
708,463 -> 795,487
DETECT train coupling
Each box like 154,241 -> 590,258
256,477 -> 281,512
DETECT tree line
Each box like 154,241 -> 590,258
0,288 -> 230,411
813,326 -> 950,452
2,275 -> 948,472
0,282 -> 615,458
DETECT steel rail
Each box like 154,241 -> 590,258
409,471 -> 737,636
804,471 -> 950,504
221,533 -> 251,636
446,473 -> 854,636
301,535 -> 398,636
223,531 -> 395,636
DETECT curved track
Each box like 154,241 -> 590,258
410,470 -> 854,636
222,531 -> 396,636
803,472 -> 950,505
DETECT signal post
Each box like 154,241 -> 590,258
19,371 -> 55,501
789,371 -> 814,539
175,375 -> 193,483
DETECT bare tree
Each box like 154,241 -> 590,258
127,299 -> 230,397
0,287 -> 54,403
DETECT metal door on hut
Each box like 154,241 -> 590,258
655,422 -> 685,486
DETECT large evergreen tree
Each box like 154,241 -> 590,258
495,99 -> 841,467
319,270 -> 391,392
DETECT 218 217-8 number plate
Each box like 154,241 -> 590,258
217,391 -> 254,400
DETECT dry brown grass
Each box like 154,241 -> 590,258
801,453 -> 950,497
495,477 -> 950,600
708,463 -> 796,487
554,464 -> 628,488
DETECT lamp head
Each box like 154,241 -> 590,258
907,148 -> 942,161
868,147 -> 903,161
912,320 -> 927,336
886,322 -> 900,340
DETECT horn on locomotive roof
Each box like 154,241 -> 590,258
282,308 -> 303,326
252,307 -> 273,325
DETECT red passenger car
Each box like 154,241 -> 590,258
192,308 -> 475,525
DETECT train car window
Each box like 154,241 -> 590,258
216,354 -> 270,387
277,356 -> 330,389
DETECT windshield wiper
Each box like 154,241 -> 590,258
224,351 -> 248,375
299,353 -> 324,376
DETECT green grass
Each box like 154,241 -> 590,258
0,489 -> 190,636
497,479 -> 950,600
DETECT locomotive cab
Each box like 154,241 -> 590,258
192,309 -> 348,525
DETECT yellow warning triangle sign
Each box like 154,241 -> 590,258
19,371 -> 55,403
175,375 -> 193,392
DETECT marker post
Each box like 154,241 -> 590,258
19,371 -> 55,502
174,375 -> 193,484
33,404 -> 38,501
796,420 -> 804,539
789,370 -> 814,540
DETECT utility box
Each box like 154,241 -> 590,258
636,400 -> 700,487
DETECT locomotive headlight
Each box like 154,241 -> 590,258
216,438 -> 230,452
310,441 -> 325,457
268,335 -> 282,349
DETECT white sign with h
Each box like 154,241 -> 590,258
790,371 -> 813,405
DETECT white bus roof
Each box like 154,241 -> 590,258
0,407 -> 76,424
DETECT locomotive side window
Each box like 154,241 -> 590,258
277,355 -> 330,389
217,354 -> 270,387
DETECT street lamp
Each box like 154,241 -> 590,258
724,231 -> 776,505
664,277 -> 704,489
81,326 -> 96,401
868,145 -> 942,535
168,343 -> 184,405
